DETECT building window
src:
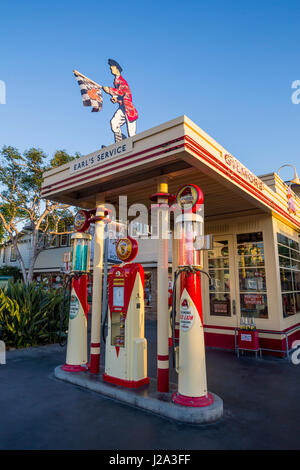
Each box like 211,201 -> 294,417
47,234 -> 58,249
277,233 -> 300,317
10,246 -> 17,262
59,234 -> 69,247
208,240 -> 231,316
237,232 -> 268,319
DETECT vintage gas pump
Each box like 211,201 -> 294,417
62,209 -> 92,372
171,184 -> 213,407
103,237 -> 149,388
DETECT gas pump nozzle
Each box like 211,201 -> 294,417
178,265 -> 212,281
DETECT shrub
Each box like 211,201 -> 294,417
0,265 -> 22,280
0,281 -> 68,348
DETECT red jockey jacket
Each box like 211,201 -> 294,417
109,75 -> 138,122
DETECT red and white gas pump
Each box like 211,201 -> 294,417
103,237 -> 149,388
62,210 -> 92,372
171,184 -> 213,407
62,208 -> 110,372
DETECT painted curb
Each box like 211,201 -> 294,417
54,365 -> 223,424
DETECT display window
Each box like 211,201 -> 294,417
208,240 -> 232,317
237,232 -> 268,319
277,233 -> 300,317
208,232 -> 268,319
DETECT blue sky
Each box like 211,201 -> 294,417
0,0 -> 299,179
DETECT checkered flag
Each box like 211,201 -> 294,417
74,72 -> 103,112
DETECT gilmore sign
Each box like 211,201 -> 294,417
224,154 -> 264,191
70,140 -> 133,174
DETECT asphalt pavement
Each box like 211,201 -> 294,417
0,320 -> 299,450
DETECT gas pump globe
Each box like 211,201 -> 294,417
176,184 -> 204,267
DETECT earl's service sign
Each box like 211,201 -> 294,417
70,140 -> 133,174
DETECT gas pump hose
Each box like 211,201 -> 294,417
170,266 -> 212,369
59,272 -> 86,347
101,300 -> 109,345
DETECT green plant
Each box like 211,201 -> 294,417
0,280 -> 68,348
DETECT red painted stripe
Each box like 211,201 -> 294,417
204,330 -> 300,354
72,275 -> 88,317
42,131 -> 300,229
185,137 -> 300,229
172,392 -> 214,407
41,137 -> 185,196
204,324 -> 235,331
42,137 -> 184,192
286,329 -> 300,348
89,353 -> 100,374
282,321 -> 300,333
204,331 -> 236,350
91,342 -> 100,347
61,364 -> 87,372
157,354 -> 169,361
103,373 -> 149,388
42,142 -> 185,197
182,272 -> 203,324
203,322 -> 300,335
157,368 -> 169,393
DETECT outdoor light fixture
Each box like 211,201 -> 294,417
277,164 -> 300,197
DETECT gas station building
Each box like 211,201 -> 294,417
41,115 -> 300,357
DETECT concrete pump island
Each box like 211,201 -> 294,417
41,115 -> 300,424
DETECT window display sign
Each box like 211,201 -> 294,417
180,310 -> 194,332
213,301 -> 229,315
241,334 -> 252,341
113,286 -> 124,307
244,294 -> 263,305
69,295 -> 79,319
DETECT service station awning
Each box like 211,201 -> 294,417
41,115 -> 300,230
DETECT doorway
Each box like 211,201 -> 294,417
207,235 -> 238,325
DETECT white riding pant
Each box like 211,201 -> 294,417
110,108 -> 137,142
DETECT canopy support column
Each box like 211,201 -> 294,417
156,177 -> 170,392
89,195 -> 106,374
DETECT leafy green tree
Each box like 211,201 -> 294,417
0,214 -> 5,243
0,146 -> 79,284
50,149 -> 81,168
